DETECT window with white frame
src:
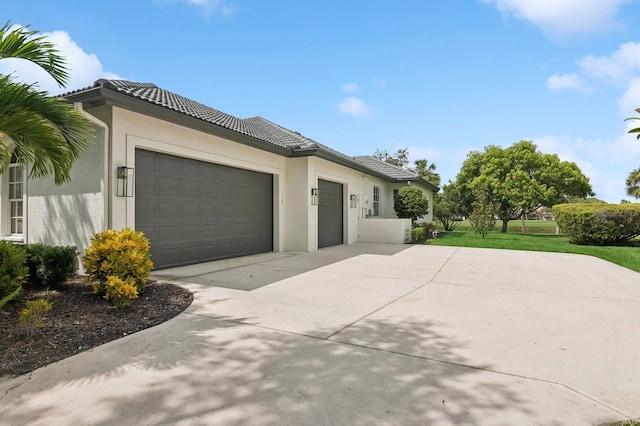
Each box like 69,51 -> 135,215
8,151 -> 24,235
373,186 -> 380,217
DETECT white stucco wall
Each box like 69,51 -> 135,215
26,126 -> 106,266
284,157 -> 311,251
107,106 -> 288,251
358,218 -> 412,243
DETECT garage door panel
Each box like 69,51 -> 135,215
136,151 -> 157,172
136,149 -> 273,269
318,179 -> 343,249
180,180 -> 199,198
180,159 -> 200,177
158,157 -> 179,175
157,203 -> 180,220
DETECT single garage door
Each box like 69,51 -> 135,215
317,179 -> 343,248
135,149 -> 273,269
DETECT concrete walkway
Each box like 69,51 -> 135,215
1,244 -> 639,425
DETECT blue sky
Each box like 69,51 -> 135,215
3,0 -> 640,202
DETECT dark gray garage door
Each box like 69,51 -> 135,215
135,149 -> 273,269
318,179 -> 343,248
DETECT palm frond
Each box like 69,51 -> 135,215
0,21 -> 69,87
625,167 -> 640,199
0,76 -> 91,184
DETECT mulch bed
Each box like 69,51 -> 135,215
0,276 -> 193,382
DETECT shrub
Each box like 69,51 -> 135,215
25,244 -> 77,289
411,227 -> 426,242
553,203 -> 640,245
18,299 -> 53,337
83,228 -> 153,297
394,186 -> 429,223
469,185 -> 496,238
103,276 -> 138,308
0,241 -> 28,304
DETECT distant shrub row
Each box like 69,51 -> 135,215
553,203 -> 640,245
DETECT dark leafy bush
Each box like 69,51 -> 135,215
394,186 -> 429,223
25,244 -> 77,289
0,241 -> 28,305
553,203 -> 640,245
411,227 -> 426,242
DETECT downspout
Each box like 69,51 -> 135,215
74,102 -> 111,231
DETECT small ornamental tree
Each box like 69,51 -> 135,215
433,182 -> 464,231
469,185 -> 496,238
394,186 -> 429,223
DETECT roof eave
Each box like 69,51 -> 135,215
65,86 -> 293,157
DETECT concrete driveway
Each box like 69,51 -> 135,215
1,244 -> 639,425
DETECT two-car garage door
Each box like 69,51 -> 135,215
135,149 -> 273,269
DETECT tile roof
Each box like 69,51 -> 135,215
353,156 -> 420,180
66,79 -> 437,188
99,79 -> 254,135
241,116 -> 316,150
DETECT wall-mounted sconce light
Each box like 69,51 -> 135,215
116,166 -> 134,197
349,194 -> 358,208
311,187 -> 319,206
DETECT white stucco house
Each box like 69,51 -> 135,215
1,79 -> 438,269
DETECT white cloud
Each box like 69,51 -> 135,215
578,42 -> 640,85
618,78 -> 640,115
0,29 -> 119,94
548,42 -> 640,112
164,0 -> 234,15
532,133 -> 640,202
341,82 -> 359,92
373,78 -> 386,88
546,73 -> 587,91
406,145 -> 443,163
338,97 -> 371,118
483,0 -> 632,37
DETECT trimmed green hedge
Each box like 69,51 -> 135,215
553,203 -> 640,245
25,244 -> 77,289
411,227 -> 426,242
0,240 -> 28,304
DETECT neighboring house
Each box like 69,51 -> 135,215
0,79 -> 438,269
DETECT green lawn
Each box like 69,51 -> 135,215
437,219 -> 559,234
429,230 -> 640,273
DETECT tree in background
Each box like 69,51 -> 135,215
373,148 -> 409,168
393,186 -> 429,223
373,148 -> 441,186
468,184 -> 496,238
626,107 -> 640,139
453,141 -> 593,233
626,167 -> 640,199
0,22 -> 90,184
433,181 -> 464,231
625,109 -> 640,199
412,158 -> 441,187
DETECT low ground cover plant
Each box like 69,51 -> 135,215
18,299 -> 53,337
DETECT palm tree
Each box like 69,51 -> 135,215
413,158 -> 441,187
626,167 -> 640,199
626,108 -> 640,139
0,21 -> 90,184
